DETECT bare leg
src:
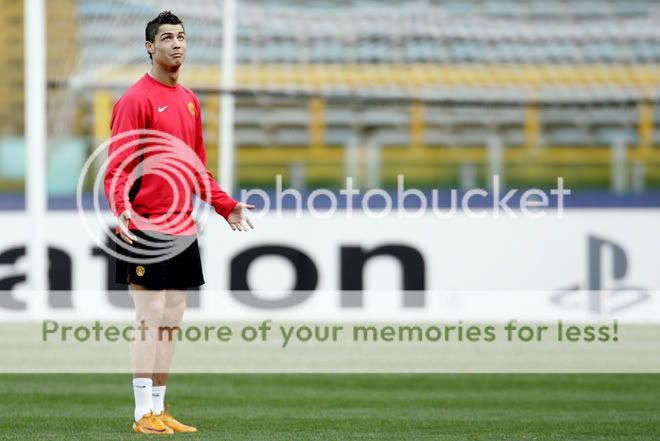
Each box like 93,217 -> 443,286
130,284 -> 167,379
153,289 -> 187,386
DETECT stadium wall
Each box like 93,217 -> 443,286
0,211 -> 658,322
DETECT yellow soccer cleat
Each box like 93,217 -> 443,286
158,406 -> 198,433
133,411 -> 174,435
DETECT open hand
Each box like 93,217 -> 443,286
118,210 -> 138,244
227,202 -> 255,231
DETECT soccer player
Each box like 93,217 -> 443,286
104,11 -> 254,434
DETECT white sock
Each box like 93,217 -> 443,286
133,378 -> 154,422
152,385 -> 167,415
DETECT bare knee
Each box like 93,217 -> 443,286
162,290 -> 186,325
132,287 -> 167,325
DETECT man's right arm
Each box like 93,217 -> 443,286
103,94 -> 146,218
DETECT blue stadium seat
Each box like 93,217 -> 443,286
0,137 -> 86,195
325,128 -> 355,145
47,139 -> 87,196
0,137 -> 25,180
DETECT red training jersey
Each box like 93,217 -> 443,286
104,73 -> 237,235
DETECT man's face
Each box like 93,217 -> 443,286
147,23 -> 186,67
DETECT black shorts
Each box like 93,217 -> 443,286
114,230 -> 205,290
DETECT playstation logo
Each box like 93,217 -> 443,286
551,235 -> 649,314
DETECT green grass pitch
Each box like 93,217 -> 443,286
0,374 -> 658,440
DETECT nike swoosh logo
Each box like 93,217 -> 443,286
136,385 -> 146,388
158,106 -> 168,112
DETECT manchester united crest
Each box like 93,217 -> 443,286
187,102 -> 195,116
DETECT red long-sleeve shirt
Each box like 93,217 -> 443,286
104,73 -> 237,235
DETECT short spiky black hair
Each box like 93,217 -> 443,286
145,11 -> 184,60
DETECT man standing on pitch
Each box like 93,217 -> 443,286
104,11 -> 254,434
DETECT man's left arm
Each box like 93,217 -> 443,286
192,96 -> 238,218
192,95 -> 254,230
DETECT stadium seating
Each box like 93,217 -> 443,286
74,1 -> 660,65
3,0 -> 660,190
72,0 -> 660,188
0,137 -> 85,195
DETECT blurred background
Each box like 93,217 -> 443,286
2,0 -> 660,404
2,0 -> 660,202
0,0 -> 659,302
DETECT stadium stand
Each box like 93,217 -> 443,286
2,0 -> 660,191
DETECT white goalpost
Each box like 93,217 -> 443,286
219,0 -> 237,197
24,0 -> 48,294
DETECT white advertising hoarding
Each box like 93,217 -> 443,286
0,210 -> 658,321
